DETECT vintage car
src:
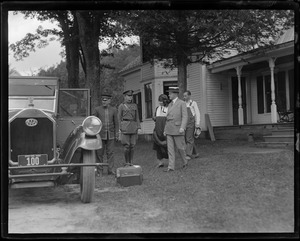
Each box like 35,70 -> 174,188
8,76 -> 105,203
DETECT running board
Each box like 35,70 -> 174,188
10,181 -> 55,189
9,172 -> 72,179
9,163 -> 108,170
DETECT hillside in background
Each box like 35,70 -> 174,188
37,44 -> 140,107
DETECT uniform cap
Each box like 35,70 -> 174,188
101,89 -> 112,99
123,90 -> 133,96
166,87 -> 179,93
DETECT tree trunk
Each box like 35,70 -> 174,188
176,11 -> 189,99
58,11 -> 80,88
177,53 -> 188,99
65,39 -> 80,88
67,13 -> 80,88
76,11 -> 101,111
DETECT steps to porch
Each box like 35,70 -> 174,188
213,123 -> 295,148
254,124 -> 294,148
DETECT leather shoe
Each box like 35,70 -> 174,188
186,156 -> 191,160
163,168 -> 174,172
157,164 -> 164,168
182,164 -> 188,169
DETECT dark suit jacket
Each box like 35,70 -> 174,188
93,105 -> 119,140
164,98 -> 188,136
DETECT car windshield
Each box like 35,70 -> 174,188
9,85 -> 56,96
59,90 -> 89,117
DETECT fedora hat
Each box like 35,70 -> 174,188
166,87 -> 179,93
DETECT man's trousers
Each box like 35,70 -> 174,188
166,135 -> 188,170
121,133 -> 137,164
97,139 -> 115,172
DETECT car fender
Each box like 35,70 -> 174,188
60,125 -> 102,164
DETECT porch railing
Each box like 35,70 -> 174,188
278,110 -> 294,123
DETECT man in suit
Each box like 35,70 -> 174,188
163,87 -> 189,172
93,90 -> 119,175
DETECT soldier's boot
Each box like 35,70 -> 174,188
124,148 -> 130,165
129,148 -> 134,165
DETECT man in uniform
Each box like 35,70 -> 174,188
93,90 -> 119,175
183,90 -> 201,159
118,90 -> 141,165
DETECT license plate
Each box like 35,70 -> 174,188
18,154 -> 48,166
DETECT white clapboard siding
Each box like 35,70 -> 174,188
206,70 -> 231,127
187,63 -> 207,130
124,69 -> 141,92
141,119 -> 156,134
142,62 -> 155,82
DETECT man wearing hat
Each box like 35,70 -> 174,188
164,87 -> 189,172
118,90 -> 141,165
93,90 -> 119,175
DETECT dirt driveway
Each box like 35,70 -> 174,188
7,140 -> 295,235
8,182 -> 147,234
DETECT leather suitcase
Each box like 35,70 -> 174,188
116,165 -> 143,187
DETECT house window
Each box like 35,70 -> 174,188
276,71 -> 287,112
144,83 -> 153,118
257,70 -> 291,114
288,69 -> 294,110
133,92 -> 142,122
265,75 -> 271,113
257,75 -> 273,114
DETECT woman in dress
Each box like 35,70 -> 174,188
152,94 -> 169,168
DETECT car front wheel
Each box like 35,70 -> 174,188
80,150 -> 96,203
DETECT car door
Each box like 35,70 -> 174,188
56,89 -> 90,147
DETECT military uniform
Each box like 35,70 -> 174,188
93,92 -> 119,175
118,90 -> 141,164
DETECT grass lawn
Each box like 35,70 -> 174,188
94,138 -> 294,233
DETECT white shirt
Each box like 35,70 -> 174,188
172,97 -> 178,104
156,105 -> 168,117
186,99 -> 201,126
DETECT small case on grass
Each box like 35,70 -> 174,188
116,165 -> 143,187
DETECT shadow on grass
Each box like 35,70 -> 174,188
95,138 -> 294,233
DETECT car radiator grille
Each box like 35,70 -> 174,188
10,117 -> 54,163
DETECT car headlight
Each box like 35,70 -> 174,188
82,116 -> 102,136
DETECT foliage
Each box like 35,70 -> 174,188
9,11 -> 65,60
9,11 -> 81,87
37,61 -> 69,87
127,10 -> 294,96
100,44 -> 140,107
9,9 -> 294,100
9,10 -> 136,110
9,64 -> 21,76
36,44 -> 140,107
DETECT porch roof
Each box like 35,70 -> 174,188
119,56 -> 142,75
207,28 -> 294,74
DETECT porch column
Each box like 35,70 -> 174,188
269,57 -> 277,123
235,66 -> 244,125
